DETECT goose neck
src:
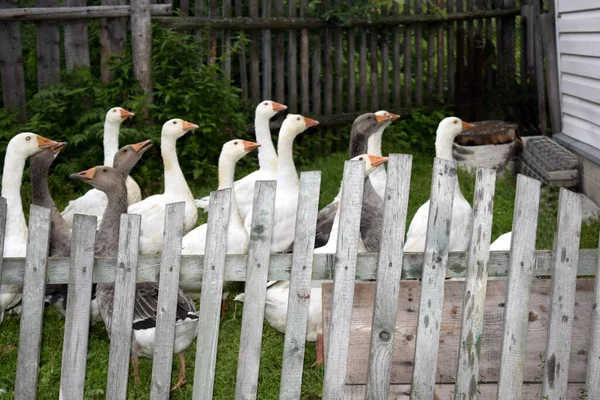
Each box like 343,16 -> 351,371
96,181 -> 128,256
217,156 -> 245,235
350,132 -> 369,158
276,131 -> 299,187
367,127 -> 384,157
2,151 -> 27,239
435,131 -> 456,162
255,116 -> 278,172
30,161 -> 53,210
161,135 -> 191,197
103,121 -> 121,167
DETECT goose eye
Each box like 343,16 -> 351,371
123,149 -> 128,153
453,120 -> 458,124
234,141 -> 238,145
263,102 -> 268,106
25,136 -> 31,141
359,157 -> 364,160
367,116 -> 371,119
173,121 -> 177,125
296,117 -> 300,121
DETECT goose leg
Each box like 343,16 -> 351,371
171,352 -> 187,391
311,333 -> 324,367
131,355 -> 141,384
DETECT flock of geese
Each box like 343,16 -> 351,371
0,101 -> 511,389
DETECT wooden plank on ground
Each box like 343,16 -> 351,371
321,279 -> 595,385
192,190 -> 231,400
100,0 -> 127,83
279,172 -> 321,400
130,0 -> 153,96
542,189 -> 583,399
150,202 -> 185,399
454,168 -> 496,399
36,0 -> 60,88
365,155 -> 412,400
586,234 -> 600,398
410,158 -> 457,399
322,160 -> 365,400
105,214 -> 141,400
14,206 -> 51,399
235,180 -> 277,400
60,214 -> 98,399
497,174 -> 541,399
0,0 -> 26,120
63,0 -> 90,69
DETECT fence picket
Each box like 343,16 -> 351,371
454,168 -> 497,398
100,0 -> 127,83
542,189 -> 583,399
588,234 -> 600,398
359,29 -> 367,110
105,214 -> 142,400
192,189 -> 232,400
36,0 -> 60,88
274,0 -> 284,101
300,0 -> 309,115
415,0 -> 424,106
347,25 -> 356,112
0,0 -> 26,120
235,0 -> 248,100
322,160 -> 365,400
287,0 -> 297,112
410,158 -> 458,399
235,180 -> 277,400
403,0 -> 412,106
365,154 -> 412,400
262,0 -> 272,100
150,202 -> 186,399
279,171 -> 321,400
63,0 -> 90,70
60,214 -> 98,400
130,0 -> 153,96
497,174 -> 541,399
370,27 -> 379,110
15,205 -> 51,399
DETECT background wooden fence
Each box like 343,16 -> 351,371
0,0 -> 557,134
0,155 -> 599,398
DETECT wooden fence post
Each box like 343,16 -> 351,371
541,13 -> 561,134
15,205 -> 51,399
588,234 -> 600,399
36,0 -> 60,89
63,0 -> 91,70
0,0 -> 26,121
100,0 -> 127,83
130,0 -> 153,100
533,2 -> 547,135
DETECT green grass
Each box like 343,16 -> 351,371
1,150 -> 599,398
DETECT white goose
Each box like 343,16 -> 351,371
1,132 -> 60,324
61,107 -> 138,227
404,117 -> 476,253
180,139 -> 261,297
243,113 -> 319,252
368,110 -> 400,201
235,154 -> 388,367
195,100 -> 287,220
128,119 -> 199,254
490,232 -> 512,251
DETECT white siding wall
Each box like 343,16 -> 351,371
556,1 -> 600,150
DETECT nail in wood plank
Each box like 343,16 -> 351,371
60,214 -> 98,399
15,205 -> 51,399
235,180 -> 277,399
322,160 -> 365,400
542,189 -> 582,399
105,214 -> 141,400
497,174 -> 541,399
192,190 -> 231,400
365,155 -> 412,400
454,168 -> 497,398
150,202 -> 186,399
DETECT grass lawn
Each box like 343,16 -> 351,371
0,150 -> 599,398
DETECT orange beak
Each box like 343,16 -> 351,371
131,139 -> 153,154
369,155 -> 389,168
182,120 -> 199,132
70,167 -> 96,182
390,113 -> 401,121
271,102 -> 288,112
49,141 -> 68,153
242,140 -> 261,152
36,135 -> 61,149
303,117 -> 320,128
462,121 -> 476,130
375,114 -> 392,124
119,108 -> 135,119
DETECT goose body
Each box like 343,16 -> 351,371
61,107 -> 139,228
404,117 -> 476,253
490,231 -> 512,251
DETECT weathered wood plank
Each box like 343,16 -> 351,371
274,0 -> 285,102
410,158 -> 457,399
0,0 -> 26,120
370,27 -> 379,110
365,155 -> 412,400
287,0 -> 297,112
334,1 -> 343,115
100,0 -> 127,83
262,0 -> 272,99
541,13 -> 561,134
63,0 -> 90,70
359,28 -> 367,110
207,0 -> 218,64
192,190 -> 231,400
14,206 -> 51,399
347,26 -> 356,112
105,214 -> 141,400
322,279 -> 596,385
300,0 -> 309,115
235,180 -> 277,399
497,174 -> 541,399
533,6 -> 547,134
235,0 -> 248,100
415,0 -> 424,106
542,189 -> 583,399
381,27 -> 389,108
392,2 -> 400,107
0,3 -> 172,21
36,0 -> 60,88
427,24 -> 435,101
312,35 -> 322,116
150,202 -> 186,399
403,0 -> 412,106
222,0 -> 232,82
249,0 -> 260,104
447,0 -> 455,103
59,214 -> 98,399
323,0 -> 333,121
322,160 -> 366,400
588,234 -> 600,399
131,0 -> 153,96
279,171 -> 321,400
454,168 -> 497,399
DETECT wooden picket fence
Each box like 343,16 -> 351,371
1,155 -> 600,399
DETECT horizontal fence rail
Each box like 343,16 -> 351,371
0,4 -> 171,22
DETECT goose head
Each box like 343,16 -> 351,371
349,113 -> 387,157
105,107 -> 135,124
7,133 -> 61,159
162,118 -> 199,140
70,166 -> 125,193
375,110 -> 401,128
221,139 -> 261,163
256,100 -> 288,120
31,141 -> 68,171
279,114 -> 319,138
113,140 -> 153,176
352,154 -> 389,176
437,117 -> 476,139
